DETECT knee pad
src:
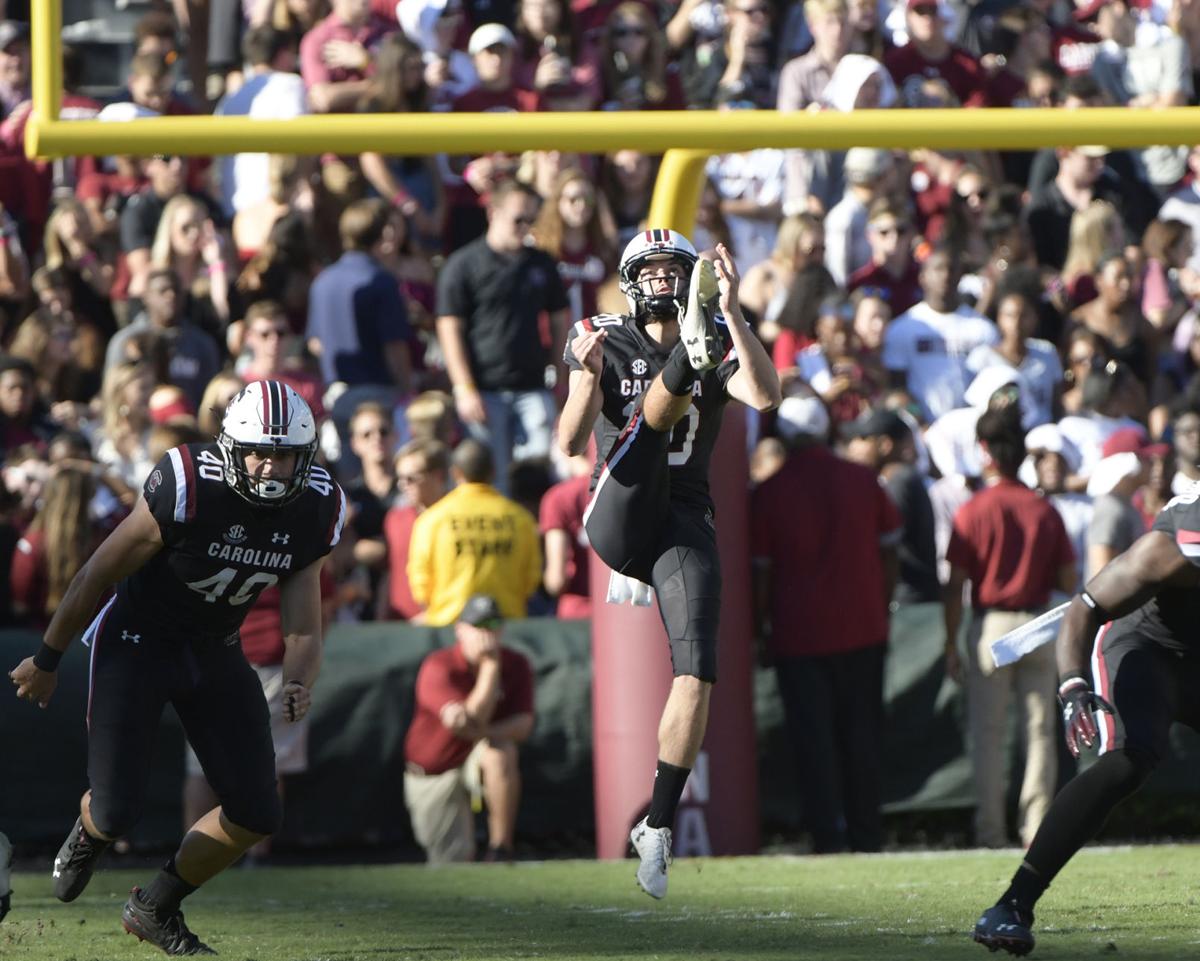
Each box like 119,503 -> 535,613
221,789 -> 282,838
88,794 -> 142,840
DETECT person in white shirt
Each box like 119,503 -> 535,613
882,247 -> 998,421
1020,423 -> 1093,590
966,289 -> 1062,427
214,27 -> 309,217
824,146 -> 894,286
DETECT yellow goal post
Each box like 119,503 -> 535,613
27,0 -> 1200,234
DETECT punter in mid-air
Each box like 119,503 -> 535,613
559,230 -> 780,899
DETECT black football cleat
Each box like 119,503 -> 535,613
973,899 -> 1035,956
52,817 -> 110,902
122,887 -> 216,956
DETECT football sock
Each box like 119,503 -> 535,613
142,857 -> 198,917
660,343 -> 697,397
1000,864 -> 1046,913
646,760 -> 691,829
1015,747 -> 1153,905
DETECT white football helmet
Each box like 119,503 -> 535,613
618,229 -> 698,319
217,380 -> 317,506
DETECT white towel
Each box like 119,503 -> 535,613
606,571 -> 656,607
989,601 -> 1069,667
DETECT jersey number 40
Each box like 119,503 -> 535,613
186,569 -> 278,605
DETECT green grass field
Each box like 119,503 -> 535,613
3,846 -> 1200,960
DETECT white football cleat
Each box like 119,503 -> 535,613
630,817 -> 672,899
680,258 -> 722,372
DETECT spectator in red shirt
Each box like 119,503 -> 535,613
301,0 -> 397,113
382,439 -> 450,620
751,391 -> 902,853
403,594 -> 535,863
539,453 -> 592,618
944,407 -> 1077,848
885,0 -> 986,108
846,198 -> 923,317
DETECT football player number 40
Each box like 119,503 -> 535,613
187,568 -> 279,605
668,407 -> 699,466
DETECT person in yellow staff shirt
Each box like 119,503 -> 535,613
407,438 -> 542,625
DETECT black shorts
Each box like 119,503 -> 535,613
583,409 -> 721,682
83,598 -> 280,836
1090,620 -> 1200,762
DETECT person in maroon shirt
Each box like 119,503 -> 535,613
846,198 -> 923,317
403,594 -> 534,862
751,391 -> 902,853
885,0 -> 987,108
539,453 -> 592,618
945,407 -> 1076,850
300,0 -> 397,113
382,439 -> 450,620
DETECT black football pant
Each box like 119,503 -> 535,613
583,406 -> 722,682
1023,625 -> 1200,893
84,600 -> 281,839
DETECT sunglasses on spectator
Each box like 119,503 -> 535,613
512,214 -> 536,226
873,223 -> 910,236
252,326 -> 290,339
398,471 -> 427,485
482,43 -> 513,55
356,425 -> 393,439
562,191 -> 594,204
612,25 -> 646,37
910,5 -> 939,15
734,4 -> 771,14
959,187 -> 990,202
151,153 -> 179,163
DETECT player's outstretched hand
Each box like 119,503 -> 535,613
571,329 -> 607,376
712,243 -> 741,320
282,680 -> 311,723
1058,677 -> 1114,757
9,657 -> 57,708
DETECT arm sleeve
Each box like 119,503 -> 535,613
501,650 -> 535,716
414,653 -> 462,713
1152,494 -> 1200,567
944,506 -> 974,573
539,483 -> 569,535
119,196 -> 152,253
878,480 -> 904,541
541,253 -> 570,313
562,319 -> 587,371
881,322 -> 908,372
299,27 -> 331,88
142,449 -> 187,546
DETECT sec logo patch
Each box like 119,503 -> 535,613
147,469 -> 163,492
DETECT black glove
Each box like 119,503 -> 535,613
1058,675 -> 1115,758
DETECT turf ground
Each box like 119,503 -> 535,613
3,845 -> 1200,960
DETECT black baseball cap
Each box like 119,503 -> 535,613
459,594 -> 503,628
841,408 -> 909,441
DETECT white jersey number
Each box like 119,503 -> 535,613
186,568 -> 279,605
667,407 -> 700,467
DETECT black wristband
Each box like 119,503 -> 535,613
1079,591 -> 1113,624
32,642 -> 63,672
1057,670 -> 1089,694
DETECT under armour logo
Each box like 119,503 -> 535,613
121,631 -> 141,644
272,532 -> 290,545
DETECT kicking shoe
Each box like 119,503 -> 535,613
122,887 -> 216,956
973,899 -> 1035,956
630,817 -> 672,899
0,831 -> 11,922
680,258 -> 723,371
53,816 -> 110,902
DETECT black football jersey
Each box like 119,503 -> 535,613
1118,489 -> 1200,653
564,313 -> 739,509
113,443 -> 346,641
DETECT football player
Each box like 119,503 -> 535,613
974,483 -> 1200,956
10,381 -> 345,956
559,232 -> 780,898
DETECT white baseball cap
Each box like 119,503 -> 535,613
776,395 -> 830,442
468,22 -> 517,55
